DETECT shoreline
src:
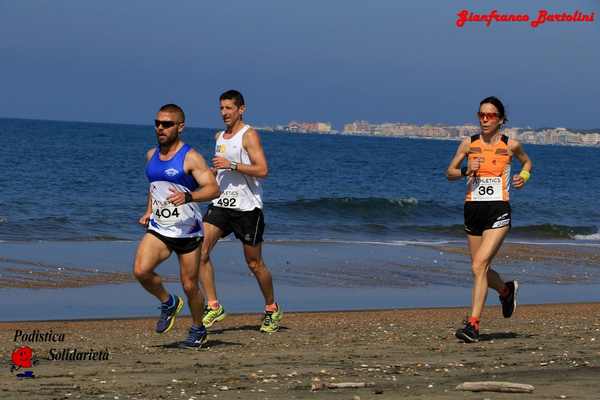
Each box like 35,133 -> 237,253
2,239 -> 600,322
1,239 -> 599,290
2,300 -> 600,324
2,303 -> 599,399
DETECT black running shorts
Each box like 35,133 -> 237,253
147,230 -> 203,254
464,201 -> 511,236
203,205 -> 265,246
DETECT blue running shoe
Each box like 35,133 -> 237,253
155,295 -> 184,334
181,325 -> 208,348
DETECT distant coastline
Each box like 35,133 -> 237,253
256,120 -> 600,148
2,117 -> 598,148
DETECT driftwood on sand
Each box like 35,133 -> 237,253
456,381 -> 535,393
311,382 -> 374,391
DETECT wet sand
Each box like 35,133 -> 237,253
2,303 -> 599,399
2,240 -> 600,290
434,242 -> 600,267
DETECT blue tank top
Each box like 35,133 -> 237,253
145,144 -> 203,238
145,144 -> 198,190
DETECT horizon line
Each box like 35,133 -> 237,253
0,115 -> 598,133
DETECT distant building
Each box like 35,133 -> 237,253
257,119 -> 599,147
286,121 -> 332,133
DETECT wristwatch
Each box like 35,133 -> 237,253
184,192 -> 193,203
230,161 -> 238,171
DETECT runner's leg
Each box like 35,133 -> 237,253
199,223 -> 224,304
467,234 -> 506,305
133,233 -> 172,302
243,242 -> 275,305
470,226 -> 510,319
178,247 -> 204,327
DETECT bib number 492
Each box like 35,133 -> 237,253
216,197 -> 237,208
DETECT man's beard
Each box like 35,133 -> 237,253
158,134 -> 177,148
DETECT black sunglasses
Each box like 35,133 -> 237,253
154,120 -> 178,128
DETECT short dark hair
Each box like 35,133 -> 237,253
480,96 -> 507,123
159,103 -> 185,122
219,90 -> 245,108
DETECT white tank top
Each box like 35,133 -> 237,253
212,124 -> 263,211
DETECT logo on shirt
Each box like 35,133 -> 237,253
165,168 -> 179,177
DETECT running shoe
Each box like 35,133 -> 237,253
181,325 -> 208,348
155,295 -> 184,334
260,305 -> 283,333
500,280 -> 519,318
202,305 -> 227,328
455,320 -> 479,343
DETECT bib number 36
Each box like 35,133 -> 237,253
471,177 -> 503,201
478,186 -> 495,196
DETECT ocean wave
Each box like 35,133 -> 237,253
408,223 -> 597,240
268,197 -> 458,219
511,224 -> 597,239
65,235 -> 133,242
0,235 -> 133,243
573,232 -> 600,241
268,222 -> 598,241
267,238 -> 454,247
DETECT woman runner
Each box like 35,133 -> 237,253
446,96 -> 533,343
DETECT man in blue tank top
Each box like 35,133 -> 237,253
133,104 -> 220,348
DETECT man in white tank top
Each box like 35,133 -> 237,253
200,90 -> 282,333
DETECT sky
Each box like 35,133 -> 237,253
0,0 -> 598,129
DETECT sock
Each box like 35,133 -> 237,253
208,300 -> 220,310
265,303 -> 278,313
163,294 -> 175,307
499,285 -> 510,298
468,316 -> 480,330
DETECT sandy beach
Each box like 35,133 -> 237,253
2,303 -> 599,399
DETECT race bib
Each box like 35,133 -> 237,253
471,177 -> 503,201
152,200 -> 181,226
215,190 -> 239,208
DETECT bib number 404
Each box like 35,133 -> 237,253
155,207 -> 179,219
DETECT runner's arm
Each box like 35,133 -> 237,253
138,191 -> 153,226
187,150 -> 221,202
511,140 -> 532,173
139,148 -> 156,225
446,138 -> 470,181
238,129 -> 269,178
209,130 -> 221,176
510,140 -> 532,189
166,150 -> 220,206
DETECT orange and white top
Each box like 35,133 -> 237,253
465,134 -> 512,202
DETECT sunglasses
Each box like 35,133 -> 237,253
477,112 -> 500,121
154,120 -> 179,128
